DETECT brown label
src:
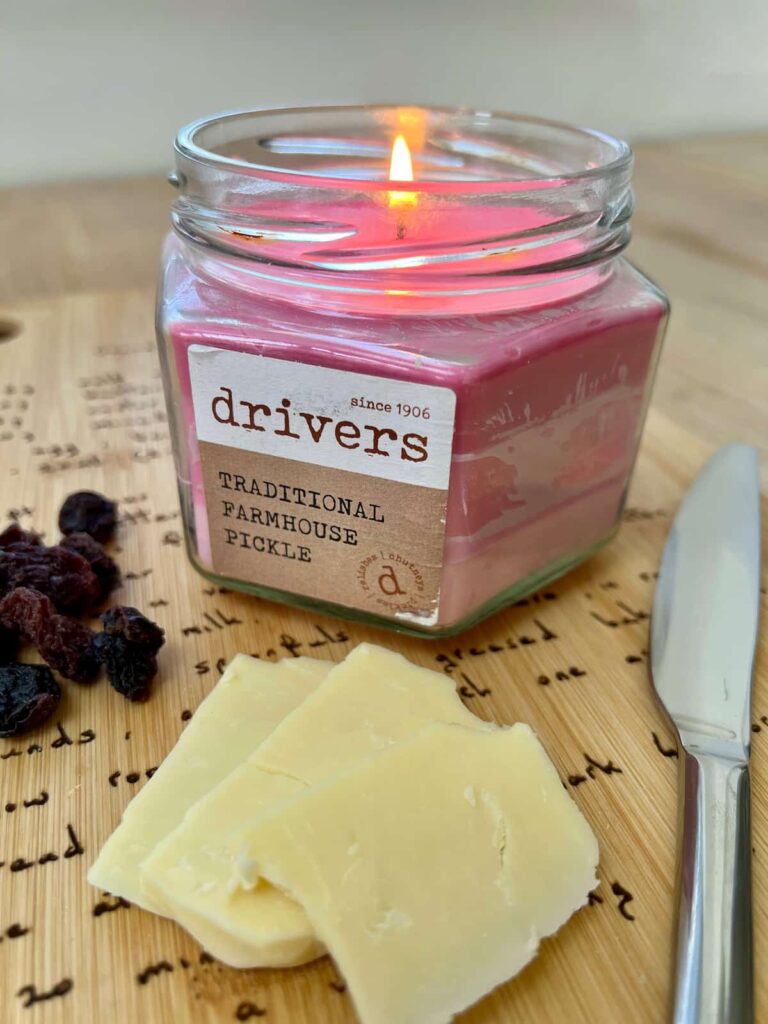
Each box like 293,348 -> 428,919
199,442 -> 448,622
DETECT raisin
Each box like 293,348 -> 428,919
0,664 -> 61,737
93,634 -> 158,702
58,491 -> 117,543
0,588 -> 100,683
60,533 -> 120,603
101,606 -> 164,653
94,607 -> 164,701
0,543 -> 100,615
0,624 -> 18,664
0,523 -> 41,548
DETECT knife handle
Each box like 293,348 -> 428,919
673,750 -> 753,1024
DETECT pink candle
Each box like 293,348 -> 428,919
157,107 -> 668,636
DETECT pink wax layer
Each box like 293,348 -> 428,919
163,236 -> 666,630
202,196 -> 609,316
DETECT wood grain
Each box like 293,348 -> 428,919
0,134 -> 765,1024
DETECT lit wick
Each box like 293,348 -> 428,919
387,134 -> 417,240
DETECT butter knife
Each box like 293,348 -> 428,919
651,443 -> 761,1024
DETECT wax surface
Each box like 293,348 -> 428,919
161,238 -> 666,629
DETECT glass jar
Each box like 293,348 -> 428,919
156,105 -> 668,637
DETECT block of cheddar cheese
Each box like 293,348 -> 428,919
88,654 -> 330,912
230,722 -> 599,1024
141,643 -> 490,967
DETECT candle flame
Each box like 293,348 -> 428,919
388,134 -> 416,208
389,134 -> 414,182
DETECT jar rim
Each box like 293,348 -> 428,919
174,104 -> 632,194
171,104 -> 635,315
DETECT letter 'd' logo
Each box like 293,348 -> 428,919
377,563 -> 405,596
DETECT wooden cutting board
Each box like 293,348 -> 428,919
0,138 -> 766,1023
0,287 -> 762,1024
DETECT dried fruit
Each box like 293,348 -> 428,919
0,664 -> 61,737
58,491 -> 117,543
94,606 -> 164,701
0,497 -> 164,707
0,543 -> 100,615
93,634 -> 158,702
60,532 -> 120,603
0,588 -> 100,683
0,523 -> 41,548
101,605 -> 165,653
0,624 -> 18,664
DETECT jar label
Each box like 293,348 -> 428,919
188,345 -> 456,626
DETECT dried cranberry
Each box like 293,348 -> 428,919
93,633 -> 158,702
0,543 -> 100,615
60,533 -> 120,603
0,624 -> 18,664
58,491 -> 117,543
101,606 -> 164,653
0,664 -> 61,737
0,588 -> 100,683
0,523 -> 41,548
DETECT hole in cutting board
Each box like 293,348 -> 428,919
0,320 -> 21,342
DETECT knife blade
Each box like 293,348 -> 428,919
651,442 -> 761,1024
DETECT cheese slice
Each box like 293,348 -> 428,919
88,654 -> 330,912
141,643 -> 489,967
231,722 -> 599,1024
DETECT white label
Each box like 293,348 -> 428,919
188,345 -> 456,490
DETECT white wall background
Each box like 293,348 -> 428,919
3,0 -> 767,186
